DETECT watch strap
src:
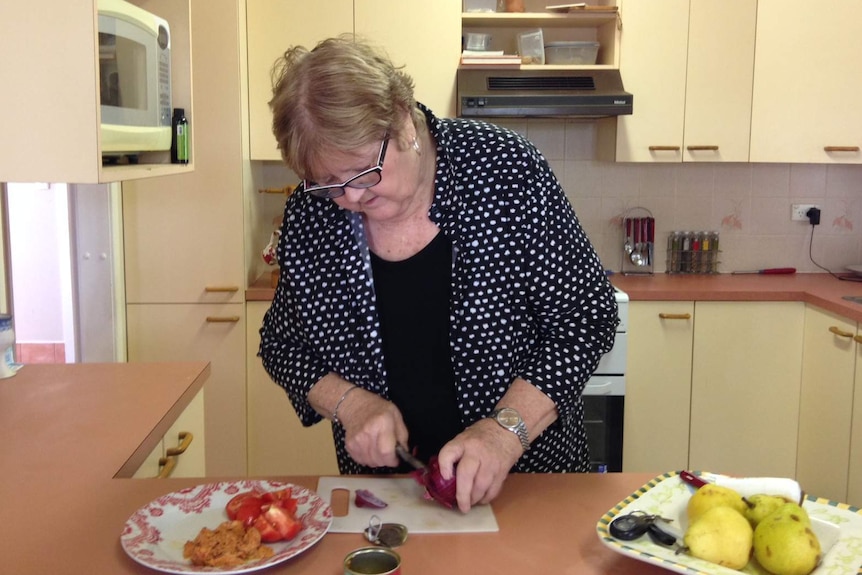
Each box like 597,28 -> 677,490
490,408 -> 530,452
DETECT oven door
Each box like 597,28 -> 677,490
583,391 -> 624,473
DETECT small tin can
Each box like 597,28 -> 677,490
344,547 -> 402,575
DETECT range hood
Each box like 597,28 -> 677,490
457,68 -> 633,118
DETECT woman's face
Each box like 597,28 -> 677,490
308,122 -> 428,222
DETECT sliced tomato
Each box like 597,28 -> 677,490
253,513 -> 283,542
263,504 -> 302,541
225,491 -> 263,521
234,500 -> 264,527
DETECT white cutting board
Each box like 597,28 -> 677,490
316,476 -> 499,534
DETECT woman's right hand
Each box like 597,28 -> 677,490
338,388 -> 409,468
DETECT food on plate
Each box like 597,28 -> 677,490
183,520 -> 274,567
224,488 -> 302,542
712,475 -> 804,505
411,456 -> 457,509
744,493 -> 792,528
753,503 -> 821,575
686,483 -> 749,523
355,488 -> 388,509
683,506 -> 753,570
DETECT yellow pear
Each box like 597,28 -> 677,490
683,506 -> 753,570
753,503 -> 821,575
744,493 -> 789,528
687,483 -> 749,523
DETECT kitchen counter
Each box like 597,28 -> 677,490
0,361 -> 670,574
250,271 -> 862,322
611,272 -> 862,322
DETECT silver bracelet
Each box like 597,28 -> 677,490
332,386 -> 359,426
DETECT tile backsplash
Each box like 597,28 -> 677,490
251,118 -> 862,277
499,119 -> 862,274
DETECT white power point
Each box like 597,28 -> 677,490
791,204 -> 820,221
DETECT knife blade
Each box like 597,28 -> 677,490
395,444 -> 427,472
731,267 -> 796,275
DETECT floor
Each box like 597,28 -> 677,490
15,343 -> 66,364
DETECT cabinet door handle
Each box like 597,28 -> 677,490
829,326 -> 854,338
649,145 -> 681,152
686,145 -> 719,151
206,316 -> 240,323
204,286 -> 239,293
166,431 -> 194,456
824,146 -> 860,153
157,456 -> 177,479
659,313 -> 691,320
854,335 -> 862,345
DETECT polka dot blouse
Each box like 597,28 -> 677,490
259,103 -> 619,475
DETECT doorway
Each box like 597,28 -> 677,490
3,182 -> 125,364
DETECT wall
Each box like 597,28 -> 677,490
249,119 -> 862,276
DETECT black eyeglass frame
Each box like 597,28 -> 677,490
302,135 -> 390,199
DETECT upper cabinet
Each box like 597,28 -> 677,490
460,0 -> 621,70
750,0 -> 862,164
612,0 -> 756,163
246,0 -> 460,161
0,0 -> 193,183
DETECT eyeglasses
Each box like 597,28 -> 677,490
302,135 -> 389,199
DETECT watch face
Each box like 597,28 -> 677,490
497,408 -> 520,427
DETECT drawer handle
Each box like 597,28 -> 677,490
206,316 -> 240,323
204,286 -> 239,293
686,145 -> 719,151
829,326 -> 854,338
649,145 -> 681,152
854,335 -> 862,345
659,313 -> 691,320
166,431 -> 194,456
824,146 -> 860,153
157,456 -> 177,479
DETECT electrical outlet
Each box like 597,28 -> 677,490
792,204 -> 820,221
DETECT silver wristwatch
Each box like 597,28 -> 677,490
489,407 -> 530,452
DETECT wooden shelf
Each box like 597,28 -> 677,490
462,11 -> 618,28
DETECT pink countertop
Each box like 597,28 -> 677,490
0,361 -> 673,574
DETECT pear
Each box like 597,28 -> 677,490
687,483 -> 749,523
753,503 -> 821,575
744,494 -> 790,528
683,506 -> 753,570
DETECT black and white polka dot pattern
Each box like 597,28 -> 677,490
259,103 -> 619,474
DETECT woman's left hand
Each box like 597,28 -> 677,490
435,420 -> 523,513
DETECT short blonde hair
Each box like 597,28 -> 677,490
269,34 -> 426,179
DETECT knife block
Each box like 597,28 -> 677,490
621,207 -> 654,276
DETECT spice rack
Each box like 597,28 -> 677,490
621,207 -> 654,276
666,231 -> 721,274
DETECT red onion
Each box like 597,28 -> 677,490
354,489 -> 388,509
411,456 -> 457,509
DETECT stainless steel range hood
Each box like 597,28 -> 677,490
457,68 -> 633,118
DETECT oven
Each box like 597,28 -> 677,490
582,286 -> 628,472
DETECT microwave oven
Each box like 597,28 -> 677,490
98,0 -> 171,156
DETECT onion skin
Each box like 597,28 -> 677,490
411,456 -> 458,509
354,489 -> 388,509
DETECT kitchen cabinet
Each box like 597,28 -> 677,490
460,0 -> 621,69
247,0 -> 461,161
246,302 -> 339,475
122,0 -> 248,476
127,303 -> 246,476
689,302 -> 804,478
611,0 -> 756,163
798,306 -> 860,505
750,0 -> 862,164
850,352 -> 862,507
623,301 -> 693,472
0,0 -> 193,183
133,388 -> 206,478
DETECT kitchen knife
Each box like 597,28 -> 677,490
395,444 -> 427,472
731,267 -> 797,275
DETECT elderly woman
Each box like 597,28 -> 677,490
259,35 -> 618,512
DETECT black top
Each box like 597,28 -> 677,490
370,231 -> 464,465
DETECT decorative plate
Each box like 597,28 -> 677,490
121,480 -> 332,574
596,471 -> 862,575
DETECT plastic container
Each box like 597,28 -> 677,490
517,28 -> 545,65
544,41 -> 600,65
464,32 -> 492,51
463,0 -> 496,12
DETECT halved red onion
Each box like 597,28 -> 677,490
354,488 -> 388,509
